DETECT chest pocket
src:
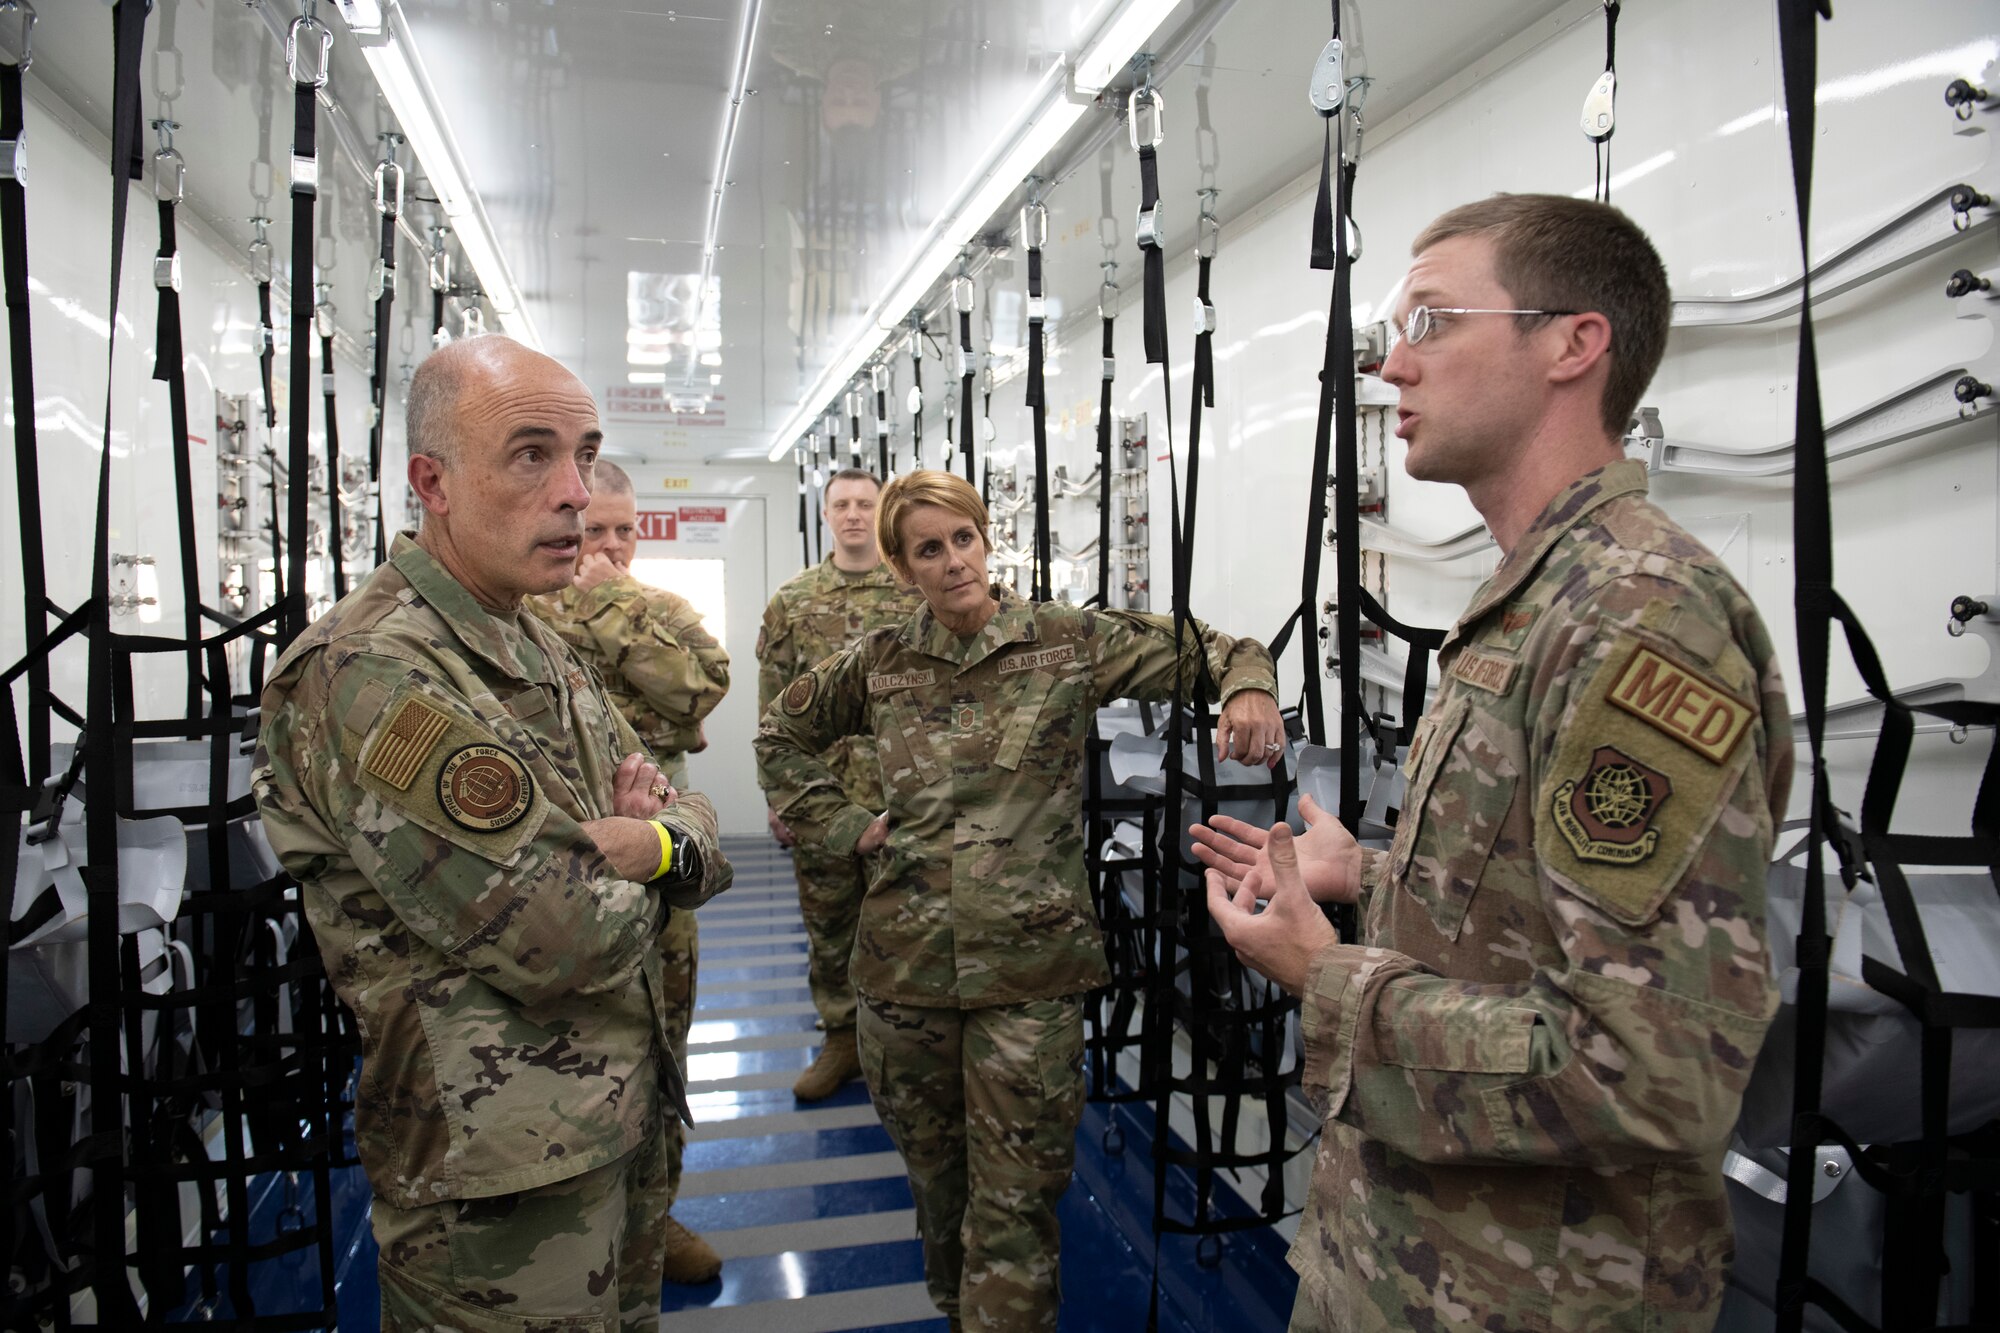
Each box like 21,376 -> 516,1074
1388,692 -> 1520,941
876,694 -> 945,798
994,668 -> 1056,772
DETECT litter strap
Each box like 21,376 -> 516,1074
1027,238 -> 1052,599
281,79 -> 316,648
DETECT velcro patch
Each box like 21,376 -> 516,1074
996,644 -> 1076,675
867,669 -> 935,693
1607,644 -> 1753,764
782,674 -> 819,714
1551,746 -> 1672,865
363,697 -> 452,791
438,744 -> 534,832
1450,647 -> 1518,695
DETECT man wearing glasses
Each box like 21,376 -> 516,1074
1195,195 -> 1794,1332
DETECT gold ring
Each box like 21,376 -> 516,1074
650,781 -> 671,800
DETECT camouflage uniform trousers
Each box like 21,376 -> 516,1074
372,1116 -> 670,1333
656,902 -> 698,1206
790,839 -> 867,1032
857,994 -> 1086,1329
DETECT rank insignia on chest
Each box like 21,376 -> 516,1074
1552,746 -> 1672,864
438,744 -> 534,832
783,673 -> 818,714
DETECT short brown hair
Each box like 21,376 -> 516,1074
593,460 -> 634,497
826,467 -> 882,493
877,469 -> 989,567
1413,194 -> 1669,435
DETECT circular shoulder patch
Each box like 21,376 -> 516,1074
438,744 -> 534,832
782,673 -> 818,715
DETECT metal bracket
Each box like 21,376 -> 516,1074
1308,37 -> 1343,113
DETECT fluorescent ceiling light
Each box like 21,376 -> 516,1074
352,3 -> 540,349
628,371 -> 667,384
764,0 -> 1189,460
1071,0 -> 1181,95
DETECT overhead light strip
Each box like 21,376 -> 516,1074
683,0 -> 765,388
348,1 -> 542,350
764,0 -> 1191,461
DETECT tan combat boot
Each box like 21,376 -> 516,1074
791,1027 -> 860,1101
660,1215 -> 722,1284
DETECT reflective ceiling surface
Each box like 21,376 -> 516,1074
19,0 -> 1583,462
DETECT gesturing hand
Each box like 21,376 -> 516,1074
1204,822 -> 1338,995
1189,793 -> 1361,905
574,551 -> 623,592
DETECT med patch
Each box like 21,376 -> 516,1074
1536,632 -> 1754,926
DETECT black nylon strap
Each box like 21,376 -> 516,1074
797,452 -> 810,563
1138,144 -> 1167,365
911,328 -> 924,458
368,210 -> 396,564
282,80 -> 316,647
322,330 -> 346,599
154,199 -> 205,727
1094,311 -> 1114,608
848,398 -> 861,468
959,307 -> 977,483
876,381 -> 889,477
1027,242 -> 1051,600
1309,2 -> 1341,270
2,60 -> 51,783
257,278 -> 277,432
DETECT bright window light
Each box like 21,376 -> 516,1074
629,556 -> 726,644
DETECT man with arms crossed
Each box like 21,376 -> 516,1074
756,467 -> 926,1099
533,458 -> 732,1282
1196,196 -> 1793,1332
255,336 -> 732,1331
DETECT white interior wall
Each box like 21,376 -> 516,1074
971,0 -> 1998,836
0,73 -> 401,737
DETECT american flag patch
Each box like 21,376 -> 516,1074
365,697 -> 452,791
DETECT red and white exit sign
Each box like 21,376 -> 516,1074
635,507 -> 729,542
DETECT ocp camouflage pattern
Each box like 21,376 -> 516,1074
755,556 -> 927,812
254,536 -> 732,1209
1288,461 -> 1794,1332
533,573 -> 729,764
755,584 -> 1277,1008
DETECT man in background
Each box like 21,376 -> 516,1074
756,468 -> 926,1100
534,459 -> 731,1283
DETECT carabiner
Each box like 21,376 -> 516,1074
152,119 -> 184,204
1128,85 -> 1164,151
1020,199 -> 1048,251
374,157 -> 405,219
0,1 -> 35,75
287,2 -> 333,90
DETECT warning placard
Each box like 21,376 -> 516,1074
678,506 -> 726,524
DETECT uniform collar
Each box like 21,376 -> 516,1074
1448,459 -> 1650,645
902,582 -> 1038,671
821,555 -> 904,587
390,533 -> 557,685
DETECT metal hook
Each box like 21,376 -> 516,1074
374,133 -> 405,217
248,216 -> 273,283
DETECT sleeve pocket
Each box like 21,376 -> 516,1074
1375,1004 -> 1537,1074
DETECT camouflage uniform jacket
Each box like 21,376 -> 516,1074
1289,461 -> 1793,1331
756,584 -> 1277,1008
532,574 -> 729,761
756,557 -> 926,811
254,536 -> 732,1208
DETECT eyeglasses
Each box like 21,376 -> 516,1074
1393,305 -> 1577,348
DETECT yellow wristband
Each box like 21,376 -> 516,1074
650,821 -> 675,882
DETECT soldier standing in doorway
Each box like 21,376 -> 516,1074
755,468 -> 926,1099
533,459 -> 731,1283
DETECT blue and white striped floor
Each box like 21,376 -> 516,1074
664,838 -> 1300,1333
319,835 -> 1300,1330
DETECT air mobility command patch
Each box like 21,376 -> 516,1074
782,673 -> 818,715
1552,746 -> 1672,864
438,744 -> 533,832
1537,634 -> 1755,926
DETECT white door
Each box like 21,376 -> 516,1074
625,494 -> 767,836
